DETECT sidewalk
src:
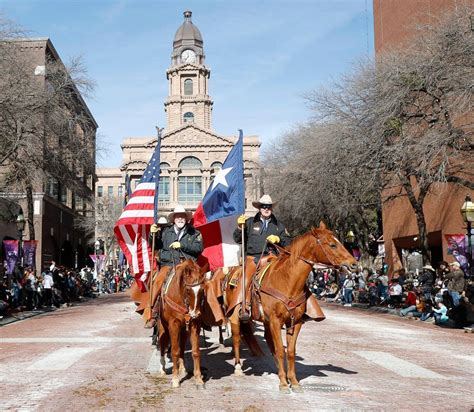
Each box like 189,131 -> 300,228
0,295 -> 98,327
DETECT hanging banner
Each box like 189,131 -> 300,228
89,254 -> 106,279
23,240 -> 38,267
3,240 -> 19,274
445,234 -> 470,272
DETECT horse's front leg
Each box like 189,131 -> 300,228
268,316 -> 289,392
230,308 -> 243,376
286,322 -> 303,392
190,321 -> 204,387
169,321 -> 181,388
178,326 -> 187,380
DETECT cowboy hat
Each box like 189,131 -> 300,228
422,264 -> 435,272
252,194 -> 277,209
449,261 -> 461,268
168,204 -> 192,222
157,216 -> 168,225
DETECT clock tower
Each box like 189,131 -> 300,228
165,10 -> 213,131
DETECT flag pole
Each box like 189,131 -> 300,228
238,129 -> 250,322
146,126 -> 163,323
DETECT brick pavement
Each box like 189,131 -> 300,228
0,293 -> 473,411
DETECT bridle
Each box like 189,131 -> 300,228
268,231 -> 340,269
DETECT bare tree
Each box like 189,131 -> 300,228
300,7 -> 474,260
76,195 -> 124,265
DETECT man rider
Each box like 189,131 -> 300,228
233,194 -> 325,321
145,205 -> 203,327
233,194 -> 291,263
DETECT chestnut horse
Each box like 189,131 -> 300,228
219,221 -> 357,391
156,260 -> 206,388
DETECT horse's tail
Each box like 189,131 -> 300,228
241,321 -> 265,357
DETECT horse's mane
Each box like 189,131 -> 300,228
287,231 -> 317,266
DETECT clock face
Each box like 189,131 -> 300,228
181,49 -> 196,64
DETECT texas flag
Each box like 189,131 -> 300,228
193,130 -> 245,270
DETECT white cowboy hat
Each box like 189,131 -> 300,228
168,204 -> 192,222
449,261 -> 461,268
422,264 -> 435,272
157,216 -> 168,225
252,194 -> 277,209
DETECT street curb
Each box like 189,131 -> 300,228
322,300 -> 399,316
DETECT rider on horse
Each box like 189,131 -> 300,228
234,194 -> 325,321
233,194 -> 291,264
147,205 -> 204,327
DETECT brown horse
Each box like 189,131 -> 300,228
156,260 -> 206,388
219,221 -> 357,390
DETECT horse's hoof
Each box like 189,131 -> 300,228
171,378 -> 180,388
279,384 -> 291,394
233,364 -> 244,376
291,384 -> 303,393
157,369 -> 166,376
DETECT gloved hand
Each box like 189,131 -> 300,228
169,241 -> 181,249
266,235 -> 280,244
237,214 -> 247,226
150,224 -> 160,233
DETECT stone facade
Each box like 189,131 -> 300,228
97,11 -> 262,219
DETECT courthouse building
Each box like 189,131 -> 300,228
97,11 -> 262,219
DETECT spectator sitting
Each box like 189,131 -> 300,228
399,283 -> 417,316
419,265 -> 435,302
324,282 -> 339,301
388,278 -> 403,308
433,301 -> 449,325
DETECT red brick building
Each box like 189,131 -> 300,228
373,0 -> 474,273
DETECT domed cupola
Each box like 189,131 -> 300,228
173,11 -> 203,47
172,11 -> 205,66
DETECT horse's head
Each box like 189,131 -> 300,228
309,221 -> 358,271
177,260 -> 206,319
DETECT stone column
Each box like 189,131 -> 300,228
201,168 -> 212,193
169,169 -> 179,204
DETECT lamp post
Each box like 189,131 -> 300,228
461,195 -> 474,278
16,210 -> 26,273
94,240 -> 101,280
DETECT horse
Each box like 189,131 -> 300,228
217,221 -> 357,391
155,259 -> 207,388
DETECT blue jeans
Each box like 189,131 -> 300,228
344,288 -> 353,305
400,305 -> 416,316
449,291 -> 461,306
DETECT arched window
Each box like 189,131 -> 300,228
179,156 -> 202,169
160,162 -> 170,171
183,112 -> 194,124
184,78 -> 193,95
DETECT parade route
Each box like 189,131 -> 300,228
1,293 -> 473,411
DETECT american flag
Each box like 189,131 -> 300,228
114,138 -> 161,283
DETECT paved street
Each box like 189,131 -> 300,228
1,293 -> 473,411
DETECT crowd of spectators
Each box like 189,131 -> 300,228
0,261 -> 133,319
309,262 -> 474,328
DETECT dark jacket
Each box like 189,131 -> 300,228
155,224 -> 203,267
233,212 -> 291,257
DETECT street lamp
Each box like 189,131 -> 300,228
461,195 -> 474,277
94,240 -> 100,279
16,210 -> 26,272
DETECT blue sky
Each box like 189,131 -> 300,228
0,0 -> 374,167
